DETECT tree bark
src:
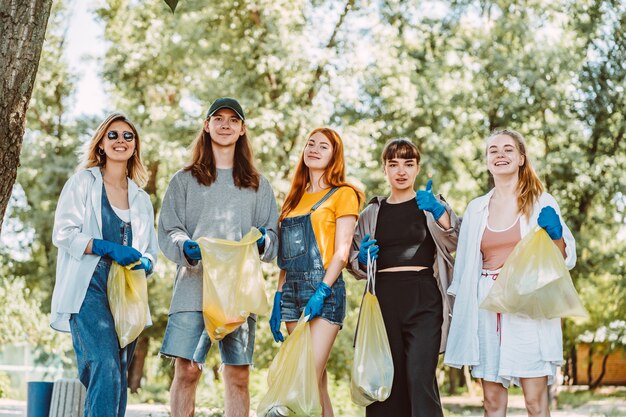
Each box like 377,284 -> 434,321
589,351 -> 610,390
0,0 -> 54,233
128,336 -> 150,393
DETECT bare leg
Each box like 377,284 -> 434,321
286,318 -> 340,417
223,365 -> 250,417
170,358 -> 202,417
481,379 -> 508,417
520,376 -> 550,417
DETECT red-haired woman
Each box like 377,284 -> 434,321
269,127 -> 363,416
445,130 -> 576,417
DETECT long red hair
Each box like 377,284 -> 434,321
280,127 -> 363,220
487,129 -> 544,219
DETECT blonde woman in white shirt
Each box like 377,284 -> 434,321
445,129 -> 576,417
51,112 -> 158,417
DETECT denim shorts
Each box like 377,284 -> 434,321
281,274 -> 346,327
160,311 -> 256,366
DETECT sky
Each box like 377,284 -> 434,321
64,1 -> 107,117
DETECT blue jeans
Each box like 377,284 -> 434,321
70,260 -> 137,417
160,311 -> 256,365
278,187 -> 346,326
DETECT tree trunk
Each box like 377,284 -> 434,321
570,344 -> 578,385
0,0 -> 54,233
586,343 -> 594,387
589,352 -> 610,390
463,365 -> 477,398
128,336 -> 150,393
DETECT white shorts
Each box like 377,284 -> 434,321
471,269 -> 557,388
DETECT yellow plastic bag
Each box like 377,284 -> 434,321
198,228 -> 269,341
480,227 -> 588,319
257,315 -> 322,417
350,255 -> 393,406
107,261 -> 149,348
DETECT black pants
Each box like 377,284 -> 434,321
366,270 -> 444,417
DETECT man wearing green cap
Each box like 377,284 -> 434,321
158,98 -> 279,417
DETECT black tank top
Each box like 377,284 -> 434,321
375,198 -> 436,270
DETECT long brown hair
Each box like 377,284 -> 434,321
80,112 -> 149,187
280,127 -> 364,220
487,129 -> 544,218
184,121 -> 260,190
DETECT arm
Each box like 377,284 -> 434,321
347,207 -> 370,280
538,196 -> 576,269
303,214 -> 358,321
144,195 -> 159,275
52,173 -> 93,259
446,206 -> 472,297
157,174 -> 195,267
428,196 -> 461,253
276,269 -> 286,292
323,215 -> 358,286
256,177 -> 280,262
270,268 -> 287,342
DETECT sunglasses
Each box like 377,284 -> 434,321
107,130 -> 135,142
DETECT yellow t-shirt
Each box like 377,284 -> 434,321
285,186 -> 360,269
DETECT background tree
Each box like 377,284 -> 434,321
0,0 -> 54,234
1,0 -> 624,409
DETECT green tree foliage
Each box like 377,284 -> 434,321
4,0 -> 624,396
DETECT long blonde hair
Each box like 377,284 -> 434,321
487,129 -> 544,218
280,127 -> 364,221
80,112 -> 149,187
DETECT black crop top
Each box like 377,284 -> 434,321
375,198 -> 436,270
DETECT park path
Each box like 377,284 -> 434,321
1,395 -> 625,416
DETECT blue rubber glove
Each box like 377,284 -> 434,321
304,282 -> 332,321
132,256 -> 152,273
358,234 -> 379,265
91,239 -> 142,266
183,240 -> 201,261
538,206 -> 563,240
269,292 -> 284,343
416,179 -> 446,220
256,227 -> 266,249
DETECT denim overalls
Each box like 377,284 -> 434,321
278,187 -> 346,326
69,185 -> 137,417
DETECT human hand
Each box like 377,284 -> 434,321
538,206 -> 563,240
358,234 -> 379,265
416,179 -> 445,220
183,240 -> 202,261
269,292 -> 284,342
304,282 -> 332,321
91,239 -> 142,266
131,256 -> 152,273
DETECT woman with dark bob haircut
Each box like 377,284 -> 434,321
348,138 -> 460,417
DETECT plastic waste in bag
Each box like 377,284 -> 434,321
107,261 -> 149,348
198,227 -> 269,341
257,315 -> 322,417
350,252 -> 394,406
480,227 -> 588,319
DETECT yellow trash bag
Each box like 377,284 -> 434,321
480,227 -> 588,319
198,228 -> 269,341
257,315 -> 322,417
107,261 -> 149,348
351,254 -> 393,406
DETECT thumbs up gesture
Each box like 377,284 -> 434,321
416,179 -> 446,220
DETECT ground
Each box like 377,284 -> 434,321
2,393 -> 625,417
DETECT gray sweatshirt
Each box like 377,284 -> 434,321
158,168 -> 279,314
